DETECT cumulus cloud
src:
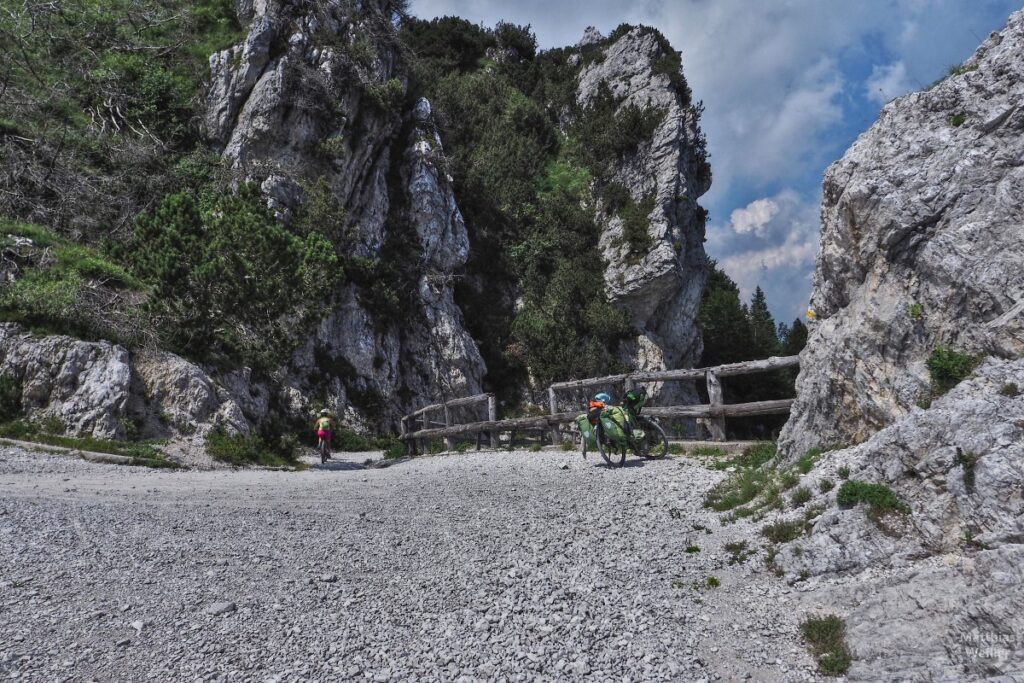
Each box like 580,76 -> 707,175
711,189 -> 821,320
729,198 -> 779,236
866,61 -> 915,105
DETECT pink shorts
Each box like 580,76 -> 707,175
317,429 -> 331,440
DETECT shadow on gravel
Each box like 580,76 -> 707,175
591,459 -> 648,469
312,460 -> 367,472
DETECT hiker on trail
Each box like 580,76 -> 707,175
314,409 -> 335,458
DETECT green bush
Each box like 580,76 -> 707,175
837,466 -> 850,480
0,376 -> 23,423
801,614 -> 852,675
761,520 -> 802,543
927,346 -> 980,397
365,78 -> 405,113
819,478 -> 835,493
120,186 -> 338,368
779,470 -> 799,490
790,486 -> 812,508
1000,383 -> 1019,397
685,545 -> 700,554
955,449 -> 978,493
836,480 -> 908,514
950,113 -> 966,127
908,303 -> 923,319
705,576 -> 720,588
205,428 -> 293,467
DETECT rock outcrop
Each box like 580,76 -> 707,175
0,323 -> 252,441
780,11 -> 1024,455
577,27 -> 711,378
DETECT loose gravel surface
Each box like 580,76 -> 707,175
1,446 -> 828,682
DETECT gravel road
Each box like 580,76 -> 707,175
1,446 -> 826,682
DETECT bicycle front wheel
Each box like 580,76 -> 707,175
640,418 -> 669,459
597,425 -> 625,467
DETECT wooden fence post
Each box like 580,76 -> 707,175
488,394 -> 497,448
706,370 -> 726,441
443,404 -> 454,452
548,386 -> 561,446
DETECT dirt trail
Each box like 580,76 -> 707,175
0,446 -> 824,682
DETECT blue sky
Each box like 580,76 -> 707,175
410,0 -> 1021,323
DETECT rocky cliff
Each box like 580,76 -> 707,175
0,3 -> 710,443
578,27 -> 711,377
205,0 -> 484,429
780,10 -> 1024,455
770,11 -> 1024,680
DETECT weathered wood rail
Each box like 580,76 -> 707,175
400,355 -> 799,453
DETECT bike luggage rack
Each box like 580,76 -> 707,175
400,355 -> 800,454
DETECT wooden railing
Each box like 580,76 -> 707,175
400,355 -> 800,453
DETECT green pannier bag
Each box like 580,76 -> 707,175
576,414 -> 597,447
599,405 -> 629,443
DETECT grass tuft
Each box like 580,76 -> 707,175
801,614 -> 852,675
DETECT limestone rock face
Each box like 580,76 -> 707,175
577,28 -> 711,379
775,359 -> 1024,679
0,324 -> 131,439
780,10 -> 1024,455
205,1 -> 485,426
0,324 -> 253,440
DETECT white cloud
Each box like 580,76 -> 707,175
730,198 -> 779,236
711,189 -> 821,320
865,61 -> 914,105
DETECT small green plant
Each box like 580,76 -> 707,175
908,303 -> 923,319
455,442 -> 471,454
560,440 -> 574,451
797,447 -> 823,474
685,545 -> 701,554
837,466 -> 850,480
779,471 -> 799,490
764,545 -> 783,577
705,576 -> 720,588
712,442 -> 776,470
955,448 -> 978,493
761,520 -> 802,544
0,375 -> 23,423
704,467 -> 773,511
801,614 -> 852,675
668,443 -> 686,455
724,541 -> 752,565
792,545 -> 803,557
529,443 -> 543,452
947,63 -> 978,77
836,480 -> 909,514
927,346 -> 980,397
819,478 -> 835,493
963,529 -> 987,550
1000,383 -> 1020,398
790,486 -> 812,508
950,112 -> 966,127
